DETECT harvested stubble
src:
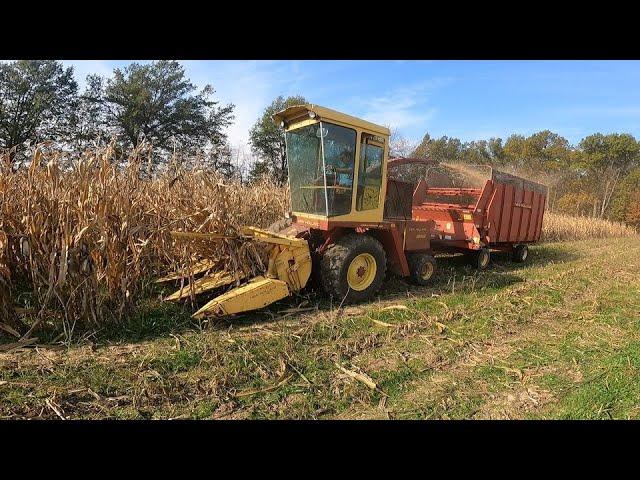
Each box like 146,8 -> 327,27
0,144 -> 288,334
541,211 -> 637,242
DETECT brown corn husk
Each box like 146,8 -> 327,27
0,142 -> 289,333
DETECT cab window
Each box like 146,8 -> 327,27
356,135 -> 384,211
322,123 -> 357,216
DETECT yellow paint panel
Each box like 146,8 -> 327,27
164,270 -> 245,301
170,231 -> 236,241
155,259 -> 216,283
359,186 -> 380,210
275,104 -> 390,136
241,226 -> 309,248
192,277 -> 290,318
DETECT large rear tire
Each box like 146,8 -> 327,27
408,253 -> 437,286
320,234 -> 386,304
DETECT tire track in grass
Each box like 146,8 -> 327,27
394,241 -> 640,419
337,238 -> 640,419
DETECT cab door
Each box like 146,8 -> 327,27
354,133 -> 385,213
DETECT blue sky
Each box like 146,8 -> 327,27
61,60 -> 640,148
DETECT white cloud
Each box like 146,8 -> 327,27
182,60 -> 309,149
344,78 -> 451,137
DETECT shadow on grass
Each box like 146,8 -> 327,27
219,243 -> 581,328
2,243 -> 579,347
93,300 -> 199,345
113,242 -> 581,339
208,245 -> 574,331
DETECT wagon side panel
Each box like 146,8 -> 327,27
498,184 -> 514,242
518,189 -> 534,241
535,194 -> 546,241
509,186 -> 524,242
525,189 -> 541,241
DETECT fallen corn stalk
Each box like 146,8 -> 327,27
235,371 -> 295,398
335,363 -> 377,390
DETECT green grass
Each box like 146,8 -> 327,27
543,341 -> 640,419
1,236 -> 639,419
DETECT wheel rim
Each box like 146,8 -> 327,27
480,251 -> 489,267
420,262 -> 434,280
521,248 -> 528,260
347,253 -> 377,291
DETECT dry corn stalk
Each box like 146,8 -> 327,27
0,142 -> 289,334
541,212 -> 637,242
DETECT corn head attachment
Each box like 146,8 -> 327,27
159,227 -> 312,319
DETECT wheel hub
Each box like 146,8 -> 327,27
421,262 -> 434,279
347,253 -> 377,291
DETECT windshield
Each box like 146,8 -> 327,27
286,123 -> 325,215
286,121 -> 357,217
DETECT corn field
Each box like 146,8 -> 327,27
0,144 -> 288,336
540,211 -> 637,242
0,145 -> 637,337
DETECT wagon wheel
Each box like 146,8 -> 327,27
469,247 -> 490,270
408,253 -> 437,286
512,244 -> 529,263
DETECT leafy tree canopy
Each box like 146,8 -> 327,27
249,95 -> 306,184
84,61 -> 234,159
0,60 -> 77,158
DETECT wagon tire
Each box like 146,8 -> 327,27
469,247 -> 491,270
320,233 -> 386,304
512,244 -> 529,263
408,253 -> 437,286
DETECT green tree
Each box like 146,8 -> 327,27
70,74 -> 111,151
487,137 -> 506,164
610,167 -> 640,226
249,95 -> 307,184
412,133 -> 464,162
208,142 -> 238,179
503,130 -> 572,171
578,133 -> 640,217
0,60 -> 78,160
88,61 -> 234,159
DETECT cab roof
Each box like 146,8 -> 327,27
273,104 -> 390,136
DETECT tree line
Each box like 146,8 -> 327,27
406,130 -> 640,227
0,60 -> 234,168
1,60 -> 638,227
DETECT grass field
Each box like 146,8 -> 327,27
1,236 -> 639,420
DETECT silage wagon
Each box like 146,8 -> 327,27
386,159 -> 548,268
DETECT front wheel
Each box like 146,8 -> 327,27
320,234 -> 386,304
469,247 -> 491,270
408,253 -> 437,286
